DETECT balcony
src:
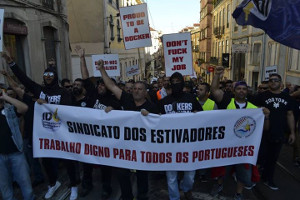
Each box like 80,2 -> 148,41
210,57 -> 219,65
213,0 -> 224,7
193,46 -> 199,52
42,0 -> 54,10
213,26 -> 225,38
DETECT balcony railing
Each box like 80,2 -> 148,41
213,0 -> 224,7
213,26 -> 225,37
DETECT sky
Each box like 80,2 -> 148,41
145,0 -> 200,34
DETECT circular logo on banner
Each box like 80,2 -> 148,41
41,108 -> 61,132
234,116 -> 256,138
81,102 -> 87,107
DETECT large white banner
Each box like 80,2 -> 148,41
120,4 -> 152,49
126,65 -> 140,77
92,54 -> 120,77
33,104 -> 264,171
0,9 -> 4,52
163,32 -> 193,77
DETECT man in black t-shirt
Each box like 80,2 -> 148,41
159,72 -> 202,200
75,46 -> 121,199
96,59 -> 158,200
255,73 -> 295,190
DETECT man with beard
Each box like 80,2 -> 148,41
75,46 -> 120,199
159,72 -> 202,200
2,52 -> 78,199
255,73 -> 295,190
96,59 -> 158,200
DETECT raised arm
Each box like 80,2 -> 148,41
0,70 -> 25,99
0,90 -> 28,114
2,51 -> 41,94
96,60 -> 122,100
75,46 -> 89,79
211,66 -> 225,103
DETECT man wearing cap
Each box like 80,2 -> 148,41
211,66 -> 270,200
2,52 -> 78,200
159,72 -> 202,200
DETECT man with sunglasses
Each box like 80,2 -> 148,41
1,52 -> 79,199
210,66 -> 270,200
255,73 -> 295,190
257,81 -> 269,94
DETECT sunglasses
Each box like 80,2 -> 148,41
43,72 -> 54,77
269,78 -> 281,83
65,85 -> 72,88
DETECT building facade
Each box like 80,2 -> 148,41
68,0 -> 146,82
0,0 -> 71,85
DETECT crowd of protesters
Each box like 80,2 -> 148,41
0,46 -> 299,200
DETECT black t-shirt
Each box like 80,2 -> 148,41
159,92 -> 202,114
22,94 -> 35,143
255,91 -> 293,140
83,78 -> 121,110
0,108 -> 19,154
72,96 -> 92,108
120,91 -> 158,114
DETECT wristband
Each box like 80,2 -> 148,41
9,61 -> 16,67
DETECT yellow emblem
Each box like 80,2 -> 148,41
52,108 -> 60,122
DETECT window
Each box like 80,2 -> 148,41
219,11 -> 222,27
109,15 -> 114,41
42,0 -> 54,10
268,42 -> 278,66
116,0 -> 119,9
226,40 -> 229,53
43,26 -> 57,69
252,43 -> 261,65
109,0 -> 113,4
223,8 -> 225,29
227,4 -> 230,28
288,48 -> 300,71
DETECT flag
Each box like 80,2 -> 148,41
232,0 -> 300,50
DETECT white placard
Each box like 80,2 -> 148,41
120,4 -> 152,49
33,104 -> 264,171
0,9 -> 4,52
163,32 -> 193,77
92,54 -> 120,77
264,65 -> 277,81
232,44 -> 250,53
126,65 -> 140,77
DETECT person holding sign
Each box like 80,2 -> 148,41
210,66 -> 270,200
75,46 -> 121,199
96,59 -> 158,200
159,72 -> 202,200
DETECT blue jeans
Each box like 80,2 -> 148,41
0,152 -> 34,200
166,171 -> 195,200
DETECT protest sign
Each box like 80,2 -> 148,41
0,9 -> 4,52
163,32 -> 193,77
126,65 -> 140,77
33,104 -> 264,171
264,65 -> 277,81
92,54 -> 120,77
120,4 -> 152,49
